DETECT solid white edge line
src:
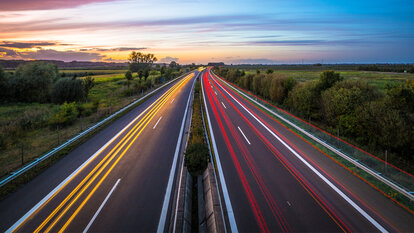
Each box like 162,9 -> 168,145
5,80 -> 177,233
153,116 -> 163,129
210,72 -> 388,233
156,73 -> 196,233
201,70 -> 239,233
237,126 -> 251,145
83,179 -> 121,233
221,102 -> 227,109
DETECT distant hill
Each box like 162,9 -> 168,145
0,59 -> 128,69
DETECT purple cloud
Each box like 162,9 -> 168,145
94,47 -> 147,52
0,0 -> 117,11
228,58 -> 279,64
0,41 -> 60,48
0,48 -> 105,62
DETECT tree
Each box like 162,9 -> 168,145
11,62 -> 58,103
83,76 -> 95,100
144,68 -> 150,80
321,80 -> 380,130
169,61 -> 179,70
252,74 -> 263,95
355,101 -> 412,158
128,51 -> 157,73
317,70 -> 343,92
286,81 -> 319,119
386,83 -> 414,113
125,70 -> 133,88
138,70 -> 144,80
0,65 -> 9,101
49,102 -> 79,127
160,66 -> 166,76
266,69 -> 273,74
51,78 -> 85,104
185,143 -> 208,174
269,76 -> 285,104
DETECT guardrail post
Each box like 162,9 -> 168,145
337,128 -> 340,146
57,125 -> 60,145
385,150 -> 388,174
80,115 -> 83,132
21,143 -> 24,166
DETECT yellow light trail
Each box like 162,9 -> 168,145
46,74 -> 192,233
35,76 -> 189,233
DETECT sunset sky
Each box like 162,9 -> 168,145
0,0 -> 413,64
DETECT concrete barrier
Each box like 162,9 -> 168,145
201,163 -> 226,233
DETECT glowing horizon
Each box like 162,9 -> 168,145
0,0 -> 413,64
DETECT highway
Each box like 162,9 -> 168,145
0,72 -> 197,232
201,67 -> 414,233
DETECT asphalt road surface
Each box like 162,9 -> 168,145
0,72 -> 196,233
201,67 -> 414,233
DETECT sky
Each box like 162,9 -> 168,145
0,0 -> 413,64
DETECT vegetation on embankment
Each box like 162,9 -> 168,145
0,56 -> 184,178
213,67 -> 414,173
184,79 -> 210,232
185,80 -> 209,175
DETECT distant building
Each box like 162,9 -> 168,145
207,62 -> 225,66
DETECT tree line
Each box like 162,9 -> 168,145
0,62 -> 94,104
214,67 -> 414,171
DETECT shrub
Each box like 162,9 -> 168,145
83,76 -> 95,99
316,70 -> 343,93
321,80 -> 381,129
49,102 -> 79,127
51,78 -> 85,104
286,81 -> 320,119
184,143 -> 209,174
11,62 -> 58,103
0,65 -> 10,101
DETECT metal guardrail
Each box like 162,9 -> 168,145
0,75 -> 185,188
211,71 -> 414,202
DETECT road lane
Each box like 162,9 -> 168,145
211,69 -> 414,232
203,71 -> 348,232
203,67 -> 414,232
1,72 -> 196,233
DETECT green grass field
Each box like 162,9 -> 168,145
246,70 -> 414,89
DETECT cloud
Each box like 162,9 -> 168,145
0,47 -> 19,56
228,58 -> 279,64
0,0 -> 116,11
94,47 -> 147,52
0,41 -> 60,48
248,39 -> 364,46
103,57 -> 127,62
158,56 -> 179,63
0,48 -> 106,62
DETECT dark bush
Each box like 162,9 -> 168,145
51,78 -> 85,104
185,143 -> 209,174
11,62 -> 58,103
0,65 -> 10,101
